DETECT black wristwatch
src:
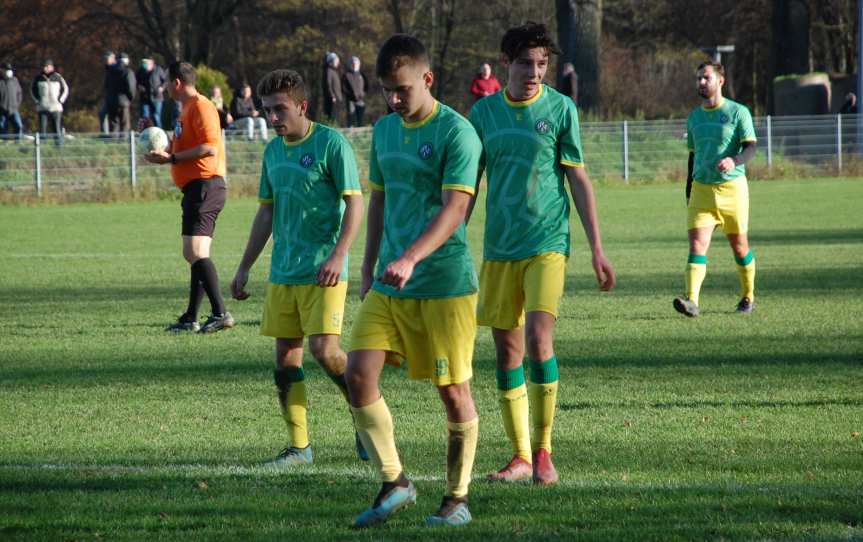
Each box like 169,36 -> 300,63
170,154 -> 177,164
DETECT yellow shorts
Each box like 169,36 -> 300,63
348,290 -> 477,386
688,176 -> 749,234
477,252 -> 567,330
260,282 -> 347,338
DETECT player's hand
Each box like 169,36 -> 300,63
592,251 -> 616,291
316,253 -> 344,287
716,157 -> 736,173
231,269 -> 251,300
380,256 -> 415,290
144,150 -> 171,164
360,272 -> 374,300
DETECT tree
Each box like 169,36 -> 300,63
557,0 -> 602,112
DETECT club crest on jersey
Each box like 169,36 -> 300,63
418,142 -> 434,160
719,113 -> 730,123
535,119 -> 551,134
300,153 -> 315,168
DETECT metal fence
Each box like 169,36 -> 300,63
0,114 -> 860,196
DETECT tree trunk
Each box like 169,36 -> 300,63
556,0 -> 601,112
769,0 -> 810,113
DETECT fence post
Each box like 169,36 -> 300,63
836,114 -> 842,173
622,120 -> 629,183
766,115 -> 773,170
222,129 -> 228,183
129,130 -> 137,190
34,132 -> 43,197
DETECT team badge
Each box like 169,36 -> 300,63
535,119 -> 551,134
719,113 -> 729,123
300,153 -> 315,168
418,142 -> 434,160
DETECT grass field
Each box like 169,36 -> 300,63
1,178 -> 861,541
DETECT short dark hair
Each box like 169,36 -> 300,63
256,69 -> 306,102
376,34 -> 430,78
500,22 -> 561,61
168,61 -> 197,85
697,61 -> 725,78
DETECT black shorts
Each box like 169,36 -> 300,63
181,177 -> 226,237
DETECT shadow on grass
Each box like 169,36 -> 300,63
0,468 -> 860,541
559,397 -> 863,411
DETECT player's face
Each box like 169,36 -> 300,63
262,93 -> 308,137
697,67 -> 723,99
380,64 -> 434,120
505,47 -> 548,100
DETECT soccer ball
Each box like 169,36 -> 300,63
139,126 -> 169,153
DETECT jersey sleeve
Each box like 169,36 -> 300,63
441,122 -> 482,195
258,148 -> 273,203
559,99 -> 584,168
736,106 -> 757,144
368,129 -> 384,191
329,134 -> 362,196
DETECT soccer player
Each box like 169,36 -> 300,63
145,61 -> 233,334
345,34 -> 482,528
229,69 -> 366,466
467,22 -> 616,485
673,62 -> 757,317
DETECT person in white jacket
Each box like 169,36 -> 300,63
31,59 -> 69,145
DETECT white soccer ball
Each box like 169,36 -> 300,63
139,126 -> 169,153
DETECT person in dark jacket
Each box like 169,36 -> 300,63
558,62 -> 578,104
322,52 -> 343,125
230,83 -> 267,140
99,51 -> 116,134
31,59 -> 69,145
0,62 -> 24,138
342,56 -> 368,127
108,52 -> 137,135
137,56 -> 167,128
840,92 -> 857,115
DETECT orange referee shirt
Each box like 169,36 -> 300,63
171,94 -> 226,189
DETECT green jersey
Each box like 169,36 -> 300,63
469,84 -> 584,261
258,122 -> 362,285
687,97 -> 757,185
368,101 -> 481,299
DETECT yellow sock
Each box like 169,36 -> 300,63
351,397 -> 402,482
528,357 -> 559,453
274,367 -> 309,449
735,251 -> 756,301
685,255 -> 708,305
497,364 -> 530,461
445,417 -> 479,498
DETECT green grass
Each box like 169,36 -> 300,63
1,178 -> 862,541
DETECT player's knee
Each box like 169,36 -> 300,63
438,383 -> 475,415
525,329 -> 553,360
309,340 -> 345,375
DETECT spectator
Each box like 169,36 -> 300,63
100,51 -> 116,134
559,62 -> 578,104
342,55 -> 368,127
108,52 -> 137,135
31,59 -> 68,145
209,85 -> 232,129
230,83 -> 267,140
137,56 -> 167,128
322,52 -> 343,125
470,62 -> 501,102
840,92 -> 857,115
0,62 -> 24,139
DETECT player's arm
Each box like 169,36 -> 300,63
686,152 -> 694,203
380,189 -> 471,290
360,189 -> 385,299
230,203 -> 273,300
717,141 -> 757,173
565,166 -> 616,291
317,194 -> 365,287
